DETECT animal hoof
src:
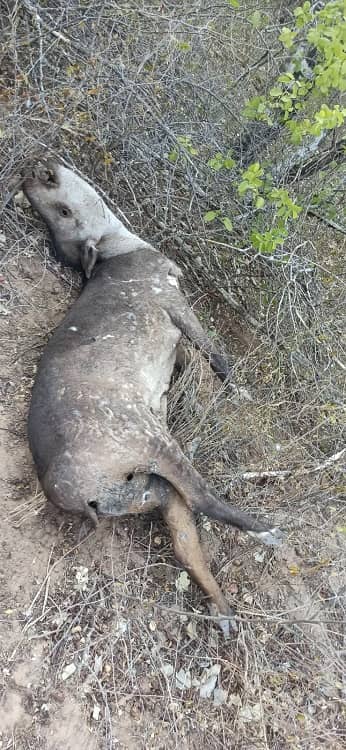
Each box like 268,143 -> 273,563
219,614 -> 238,639
209,603 -> 238,638
248,527 -> 285,546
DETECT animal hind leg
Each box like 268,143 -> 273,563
150,476 -> 236,636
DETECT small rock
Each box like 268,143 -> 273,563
74,565 -> 89,591
61,663 -> 76,681
175,571 -> 190,592
186,620 -> 198,639
214,688 -> 227,706
199,664 -> 221,699
175,668 -> 192,691
51,689 -> 65,703
229,693 -> 242,707
92,704 -> 101,721
114,618 -> 128,636
161,663 -> 174,678
242,592 -> 254,605
239,703 -> 262,723
94,654 -> 103,676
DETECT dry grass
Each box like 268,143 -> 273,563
0,1 -> 345,749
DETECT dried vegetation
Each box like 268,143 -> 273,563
0,1 -> 345,748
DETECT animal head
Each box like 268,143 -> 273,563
22,160 -> 144,276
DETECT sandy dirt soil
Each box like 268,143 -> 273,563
0,233 -> 345,749
0,2 -> 345,745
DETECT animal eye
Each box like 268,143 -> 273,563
57,204 -> 72,218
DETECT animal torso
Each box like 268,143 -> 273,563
29,246 -> 182,517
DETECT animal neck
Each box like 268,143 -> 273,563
97,224 -> 151,259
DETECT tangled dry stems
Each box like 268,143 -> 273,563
0,1 -> 345,748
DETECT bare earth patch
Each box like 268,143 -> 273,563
1,2 -> 345,748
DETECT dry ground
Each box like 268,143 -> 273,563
0,2 -> 345,749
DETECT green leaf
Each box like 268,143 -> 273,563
207,154 -> 223,171
250,226 -> 287,254
204,210 -> 220,223
226,0 -> 239,7
207,159 -> 222,171
279,27 -> 296,49
238,180 -> 250,196
278,72 -> 295,84
269,87 -> 282,98
176,41 -> 191,52
177,135 -> 189,146
251,162 -> 263,174
238,162 -> 264,195
242,95 -> 271,122
168,149 -> 178,163
221,217 -> 233,232
175,134 -> 199,157
255,196 -> 265,209
291,203 -> 302,219
294,1 -> 312,28
223,157 -> 236,169
249,10 -> 262,28
207,151 -> 235,171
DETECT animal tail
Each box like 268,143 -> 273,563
148,438 -> 284,546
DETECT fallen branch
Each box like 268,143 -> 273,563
9,492 -> 46,527
241,447 -> 346,482
289,136 -> 346,179
307,208 -> 346,235
109,585 -> 346,627
21,0 -> 89,56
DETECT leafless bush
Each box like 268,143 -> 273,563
0,1 -> 345,748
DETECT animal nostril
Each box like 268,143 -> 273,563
126,473 -> 134,481
88,500 -> 98,510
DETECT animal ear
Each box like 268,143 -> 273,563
80,241 -> 98,279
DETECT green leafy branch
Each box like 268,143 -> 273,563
244,0 -> 346,143
202,1 -> 345,254
236,166 -> 302,254
168,135 -> 199,163
204,156 -> 302,254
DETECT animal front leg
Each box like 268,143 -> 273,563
162,489 -> 237,636
165,302 -> 231,382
